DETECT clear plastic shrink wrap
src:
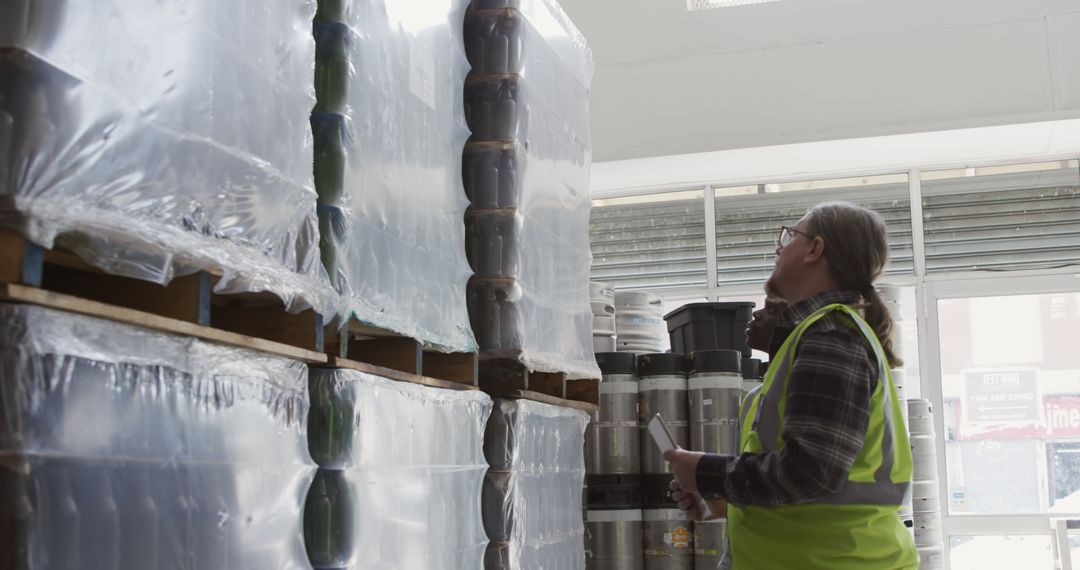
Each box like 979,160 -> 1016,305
0,0 -> 336,315
483,398 -> 589,570
0,303 -> 316,569
463,0 -> 599,379
305,368 -> 493,569
312,0 -> 476,351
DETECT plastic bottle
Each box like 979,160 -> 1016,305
78,464 -> 120,568
48,463 -> 81,569
120,466 -> 159,569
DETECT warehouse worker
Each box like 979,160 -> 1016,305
665,201 -> 917,570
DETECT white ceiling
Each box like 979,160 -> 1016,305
558,0 -> 1080,163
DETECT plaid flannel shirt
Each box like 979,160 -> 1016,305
696,289 -> 878,507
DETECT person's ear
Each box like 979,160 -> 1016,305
803,236 -> 826,264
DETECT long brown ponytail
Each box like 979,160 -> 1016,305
805,202 -> 902,368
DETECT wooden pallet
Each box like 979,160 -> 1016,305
479,357 -> 600,405
564,378 -> 600,406
0,283 -> 327,364
479,358 -> 566,398
487,387 -> 598,416
0,231 -> 481,381
325,321 -> 479,386
0,230 -> 326,356
322,356 -> 479,392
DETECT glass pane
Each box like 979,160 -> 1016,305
939,292 -> 1080,515
921,159 -> 1080,274
949,535 -> 1053,570
713,173 -> 913,288
590,190 -> 707,291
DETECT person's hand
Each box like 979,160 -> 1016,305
669,478 -> 704,521
669,478 -> 727,522
662,448 -> 704,494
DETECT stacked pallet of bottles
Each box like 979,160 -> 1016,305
311,0 -> 476,350
0,304 -> 316,568
463,0 -> 599,379
0,0 -> 335,316
484,398 -> 590,569
305,368 -> 493,569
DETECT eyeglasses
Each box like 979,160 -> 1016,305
777,226 -> 813,248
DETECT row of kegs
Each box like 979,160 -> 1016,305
590,283 -> 671,354
585,350 -> 764,570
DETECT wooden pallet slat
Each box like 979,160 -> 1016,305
479,358 -> 568,399
327,356 -> 479,392
490,388 -> 598,415
42,262 -> 211,325
424,350 -> 479,386
0,284 -> 327,364
213,303 -> 322,352
328,321 -> 479,386
0,230 -> 42,286
349,337 -> 422,375
564,378 -> 600,406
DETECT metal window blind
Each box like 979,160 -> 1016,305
922,167 -> 1080,273
712,183 -> 915,287
589,193 -> 707,291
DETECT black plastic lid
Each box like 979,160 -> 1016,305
595,352 -> 637,376
741,358 -> 761,379
689,350 -> 742,374
636,353 -> 688,378
663,301 -> 756,322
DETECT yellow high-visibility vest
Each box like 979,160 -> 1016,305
729,303 -> 917,570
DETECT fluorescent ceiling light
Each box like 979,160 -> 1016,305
688,0 -> 781,10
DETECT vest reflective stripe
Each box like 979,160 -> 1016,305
739,385 -> 761,429
741,303 -> 911,506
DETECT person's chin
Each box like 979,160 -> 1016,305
765,275 -> 780,296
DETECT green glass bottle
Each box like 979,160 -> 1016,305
304,469 -> 355,568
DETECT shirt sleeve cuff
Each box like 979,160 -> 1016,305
696,453 -> 735,500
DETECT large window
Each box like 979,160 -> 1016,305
938,292 -> 1080,516
589,155 -> 1080,569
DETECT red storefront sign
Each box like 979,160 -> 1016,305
956,396 -> 1080,440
